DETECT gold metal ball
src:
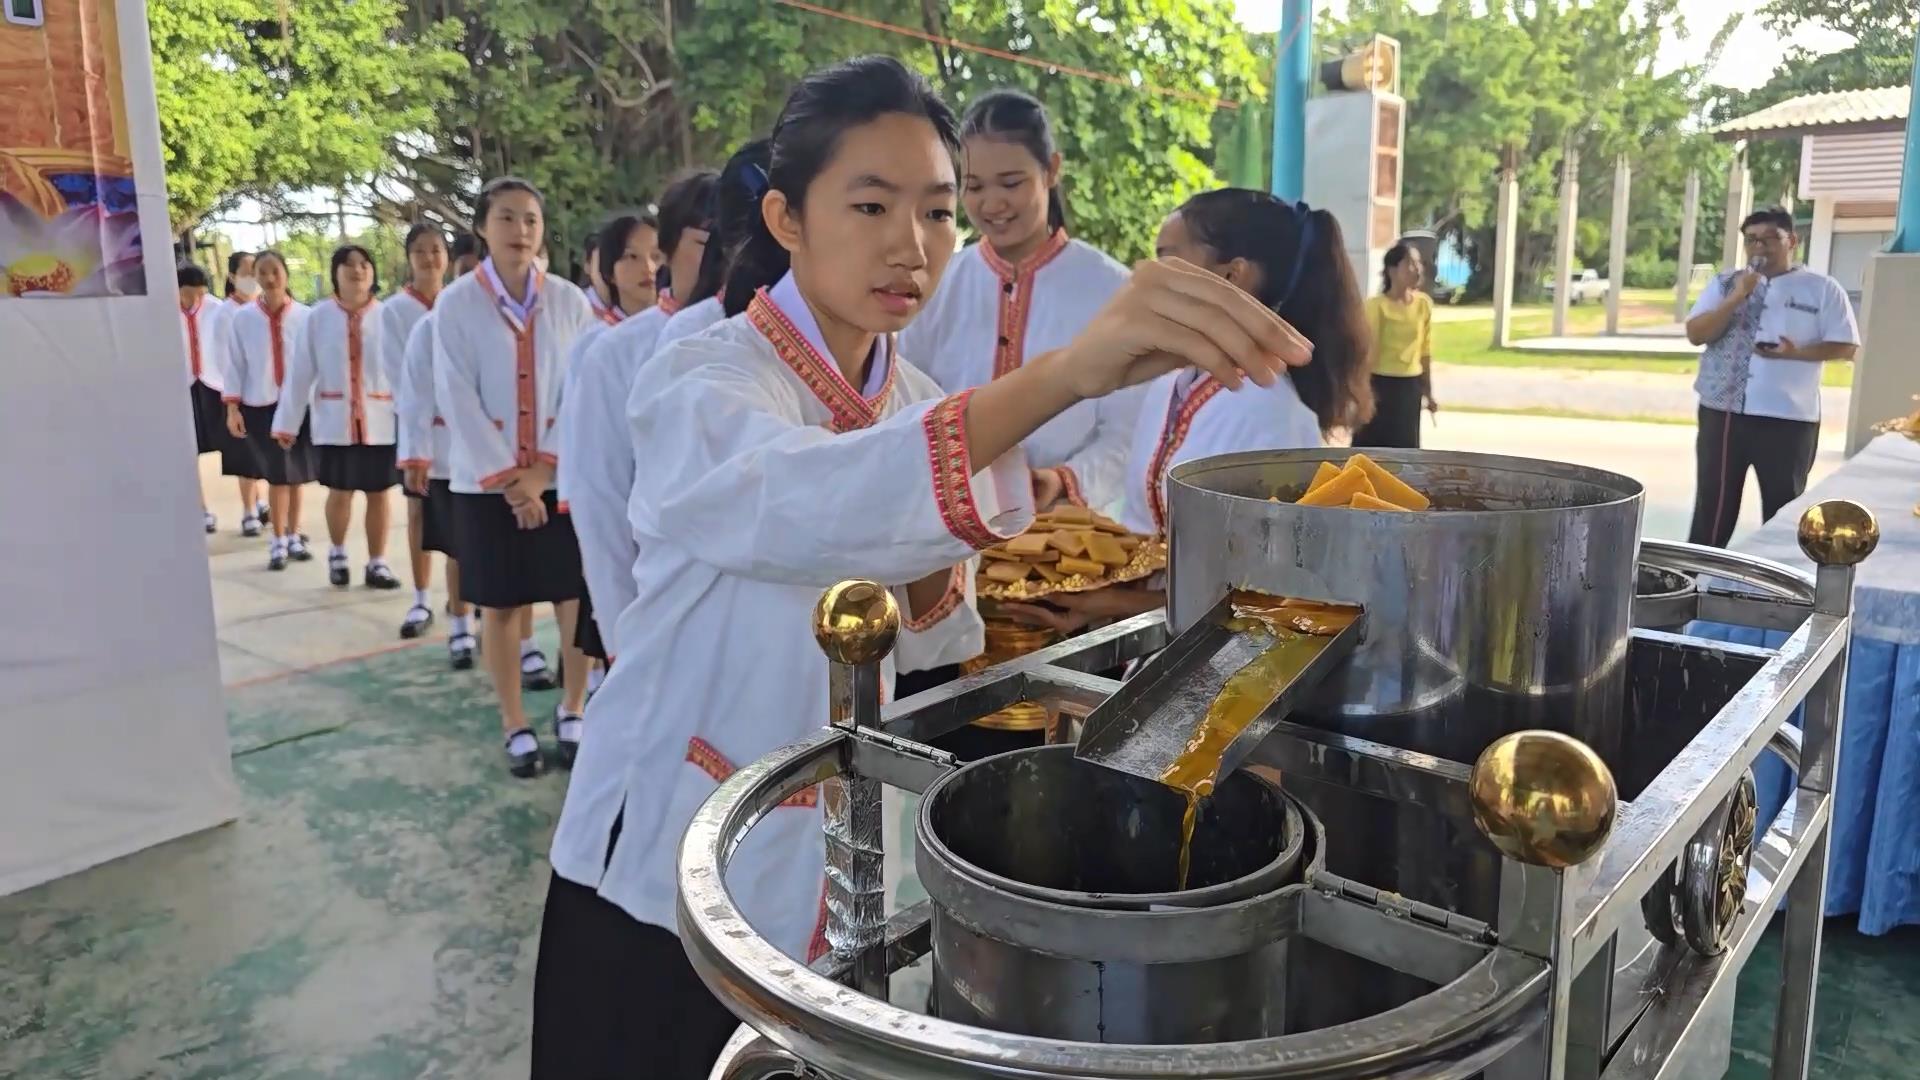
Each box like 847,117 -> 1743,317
1469,731 -> 1618,869
811,580 -> 900,666
1797,499 -> 1879,567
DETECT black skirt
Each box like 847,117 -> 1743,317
240,405 -> 319,487
420,479 -> 459,557
1352,374 -> 1423,449
188,381 -> 227,456
530,872 -> 740,1079
450,490 -> 583,608
316,443 -> 398,492
575,590 -> 607,660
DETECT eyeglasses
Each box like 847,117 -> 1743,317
1742,231 -> 1788,246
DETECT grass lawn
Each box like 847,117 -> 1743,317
1431,288 -> 1855,389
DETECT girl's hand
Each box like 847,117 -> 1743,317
1000,585 -> 1167,633
272,431 -> 296,449
511,493 -> 548,530
997,602 -> 1091,635
1031,467 -> 1066,510
402,462 -> 431,495
1054,259 -> 1313,399
225,404 -> 247,439
1420,371 -> 1439,414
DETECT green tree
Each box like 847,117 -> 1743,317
150,0 -> 461,239
1328,0 -> 1726,301
1711,0 -> 1917,204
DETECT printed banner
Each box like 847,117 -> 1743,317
0,0 -> 146,297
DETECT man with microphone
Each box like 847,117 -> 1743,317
1684,207 -> 1860,547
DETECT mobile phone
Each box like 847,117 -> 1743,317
1756,340 -> 1779,350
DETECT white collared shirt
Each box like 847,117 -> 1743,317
1689,266 -> 1859,423
271,297 -> 395,447
1120,370 -> 1324,536
222,298 -> 311,407
548,282 -> 1034,959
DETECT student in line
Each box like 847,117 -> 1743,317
271,246 -> 402,590
179,263 -> 228,534
652,140 -> 772,353
211,249 -> 268,534
434,177 -> 595,777
397,233 -> 483,667
382,224 -> 452,636
223,252 -> 316,569
562,172 -> 716,661
531,56 -> 1306,1078
1003,188 -> 1374,633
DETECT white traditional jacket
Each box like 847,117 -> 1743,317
221,298 -> 310,407
431,264 -> 594,494
901,233 -> 1141,512
271,297 -> 395,447
548,274 -> 1034,961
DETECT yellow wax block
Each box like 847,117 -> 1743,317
1347,453 -> 1431,511
1305,460 -> 1342,494
1295,463 -> 1375,507
1349,491 -> 1410,512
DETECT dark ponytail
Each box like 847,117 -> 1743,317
1380,241 -> 1415,295
689,139 -> 770,309
961,88 -> 1066,233
721,56 -> 960,317
1175,188 -> 1374,434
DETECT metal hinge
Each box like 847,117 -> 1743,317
1325,875 -> 1494,941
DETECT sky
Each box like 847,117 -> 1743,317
1234,0 -> 1857,91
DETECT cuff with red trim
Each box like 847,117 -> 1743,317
1056,465 -> 1086,507
478,465 -> 519,489
924,390 -> 1009,550
903,565 -> 966,632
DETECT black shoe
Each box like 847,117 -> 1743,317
552,708 -> 583,769
256,500 -> 271,526
399,603 -> 434,639
288,535 -> 314,562
505,728 -> 542,778
204,511 -> 217,534
241,515 -> 262,538
521,651 -> 557,691
328,554 -> 350,588
268,549 -> 288,572
365,563 -> 402,590
448,632 -> 477,670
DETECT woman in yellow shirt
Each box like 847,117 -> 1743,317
1353,242 -> 1436,447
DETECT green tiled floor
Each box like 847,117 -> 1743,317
5,634 -> 1920,1077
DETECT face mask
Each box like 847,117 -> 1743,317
232,275 -> 260,298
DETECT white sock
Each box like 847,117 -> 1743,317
413,588 -> 430,607
449,613 -> 471,636
329,544 -> 347,560
368,556 -> 389,571
242,509 -> 259,523
520,637 -> 538,659
505,730 -> 539,756
556,710 -> 584,744
587,665 -> 605,695
270,535 -> 287,553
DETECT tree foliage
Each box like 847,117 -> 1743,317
149,0 -> 462,236
1326,0 -> 1727,301
1711,0 -> 1917,204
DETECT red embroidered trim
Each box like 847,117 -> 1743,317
924,390 -> 1004,550
685,737 -> 819,809
904,565 -> 966,631
403,286 -> 437,311
339,300 -> 373,445
658,291 -> 683,317
475,270 -> 542,469
598,307 -> 622,327
478,465 -> 519,490
981,230 -> 1070,380
1146,378 -> 1225,534
806,880 -> 831,964
746,289 -> 893,433
317,391 -> 345,400
396,457 -> 431,469
259,298 -> 291,387
367,391 -> 393,402
432,417 -> 446,427
182,302 -> 205,379
1056,465 -> 1086,508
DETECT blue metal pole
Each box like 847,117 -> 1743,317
1271,0 -> 1311,202
1890,28 -> 1920,253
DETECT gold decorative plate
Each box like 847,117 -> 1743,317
976,538 -> 1167,601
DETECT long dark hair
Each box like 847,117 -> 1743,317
596,212 -> 659,305
658,169 -> 719,258
1175,188 -> 1373,434
961,89 -> 1066,234
722,56 -> 960,317
329,244 -> 379,297
1380,241 -> 1415,295
688,139 -> 770,307
472,176 -> 546,256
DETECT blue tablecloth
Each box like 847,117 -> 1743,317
1687,434 -> 1920,935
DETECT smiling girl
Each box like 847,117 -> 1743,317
271,245 -> 401,591
531,56 -> 1307,1079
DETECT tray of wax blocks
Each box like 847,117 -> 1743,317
975,505 -> 1167,600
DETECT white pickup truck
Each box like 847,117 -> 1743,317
1545,268 -> 1609,304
